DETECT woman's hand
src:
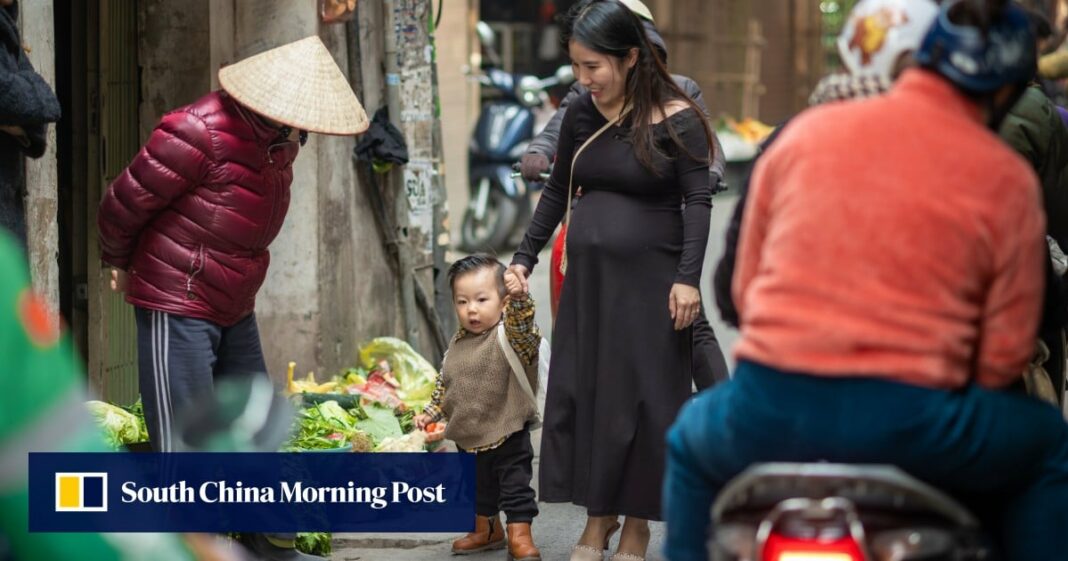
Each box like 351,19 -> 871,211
504,269 -> 526,297
507,264 -> 530,293
669,283 -> 701,331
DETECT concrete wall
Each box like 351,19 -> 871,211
139,0 -> 212,140
20,1 -> 60,310
231,0 -> 398,381
232,0 -> 322,381
436,0 -> 478,240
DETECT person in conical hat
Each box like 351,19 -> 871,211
96,36 -> 364,561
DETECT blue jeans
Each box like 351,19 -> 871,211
662,360 -> 1068,561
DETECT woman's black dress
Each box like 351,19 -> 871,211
512,93 -> 713,520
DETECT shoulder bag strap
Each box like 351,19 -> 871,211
560,106 -> 630,275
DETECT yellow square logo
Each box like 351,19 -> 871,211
54,472 -> 108,512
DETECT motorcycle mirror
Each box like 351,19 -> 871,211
555,64 -> 575,85
171,374 -> 295,453
476,21 -> 497,51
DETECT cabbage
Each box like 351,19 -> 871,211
315,400 -> 355,428
374,431 -> 427,452
86,400 -> 148,449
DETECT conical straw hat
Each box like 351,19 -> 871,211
219,36 -> 369,136
618,0 -> 654,22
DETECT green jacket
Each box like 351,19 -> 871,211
0,232 -> 193,560
999,85 -> 1068,250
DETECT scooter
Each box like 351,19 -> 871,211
710,463 -> 991,561
459,22 -> 574,252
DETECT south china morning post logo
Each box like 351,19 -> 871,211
54,472 -> 108,512
31,453 -> 475,532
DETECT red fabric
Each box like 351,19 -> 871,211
734,70 -> 1045,390
550,223 -> 567,322
98,91 -> 300,326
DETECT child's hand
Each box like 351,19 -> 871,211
504,269 -> 526,297
414,413 -> 432,430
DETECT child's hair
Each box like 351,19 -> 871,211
448,254 -> 507,298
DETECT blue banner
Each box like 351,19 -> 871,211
29,452 -> 475,532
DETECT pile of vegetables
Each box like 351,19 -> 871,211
282,400 -> 374,452
355,338 -> 438,410
86,399 -> 149,450
229,532 -> 331,557
85,339 -> 443,555
295,532 -> 332,556
716,116 -> 776,162
282,337 -> 440,453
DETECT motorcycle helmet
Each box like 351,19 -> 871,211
837,0 -> 940,82
914,0 -> 1037,94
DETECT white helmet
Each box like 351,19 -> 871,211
837,0 -> 939,82
618,0 -> 655,23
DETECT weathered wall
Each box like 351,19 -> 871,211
21,0 -> 60,310
437,0 -> 478,241
139,0 -> 212,141
230,0 -> 322,381
754,0 -> 795,123
648,0 -> 824,123
320,21 -> 400,377
233,0 -> 399,382
208,0 -> 235,91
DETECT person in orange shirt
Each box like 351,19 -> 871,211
663,2 -> 1068,560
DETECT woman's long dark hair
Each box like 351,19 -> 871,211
563,0 -> 715,174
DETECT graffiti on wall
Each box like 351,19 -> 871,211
403,160 -> 436,252
400,67 -> 434,123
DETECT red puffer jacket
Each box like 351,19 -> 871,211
98,91 -> 300,326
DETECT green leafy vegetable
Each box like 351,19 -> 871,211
354,405 -> 404,444
283,400 -> 369,451
397,408 -> 415,434
295,532 -> 332,556
86,400 -> 148,449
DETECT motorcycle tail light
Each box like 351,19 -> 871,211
762,533 -> 865,561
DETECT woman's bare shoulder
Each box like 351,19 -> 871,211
651,100 -> 695,124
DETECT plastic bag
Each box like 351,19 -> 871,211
358,338 -> 438,409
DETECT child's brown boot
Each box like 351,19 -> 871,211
451,514 -> 506,554
506,522 -> 541,561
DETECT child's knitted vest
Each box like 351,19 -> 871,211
440,323 -> 539,450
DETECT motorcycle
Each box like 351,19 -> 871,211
459,22 -> 574,252
710,463 -> 992,561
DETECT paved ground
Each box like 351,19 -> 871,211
331,191 -> 741,560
